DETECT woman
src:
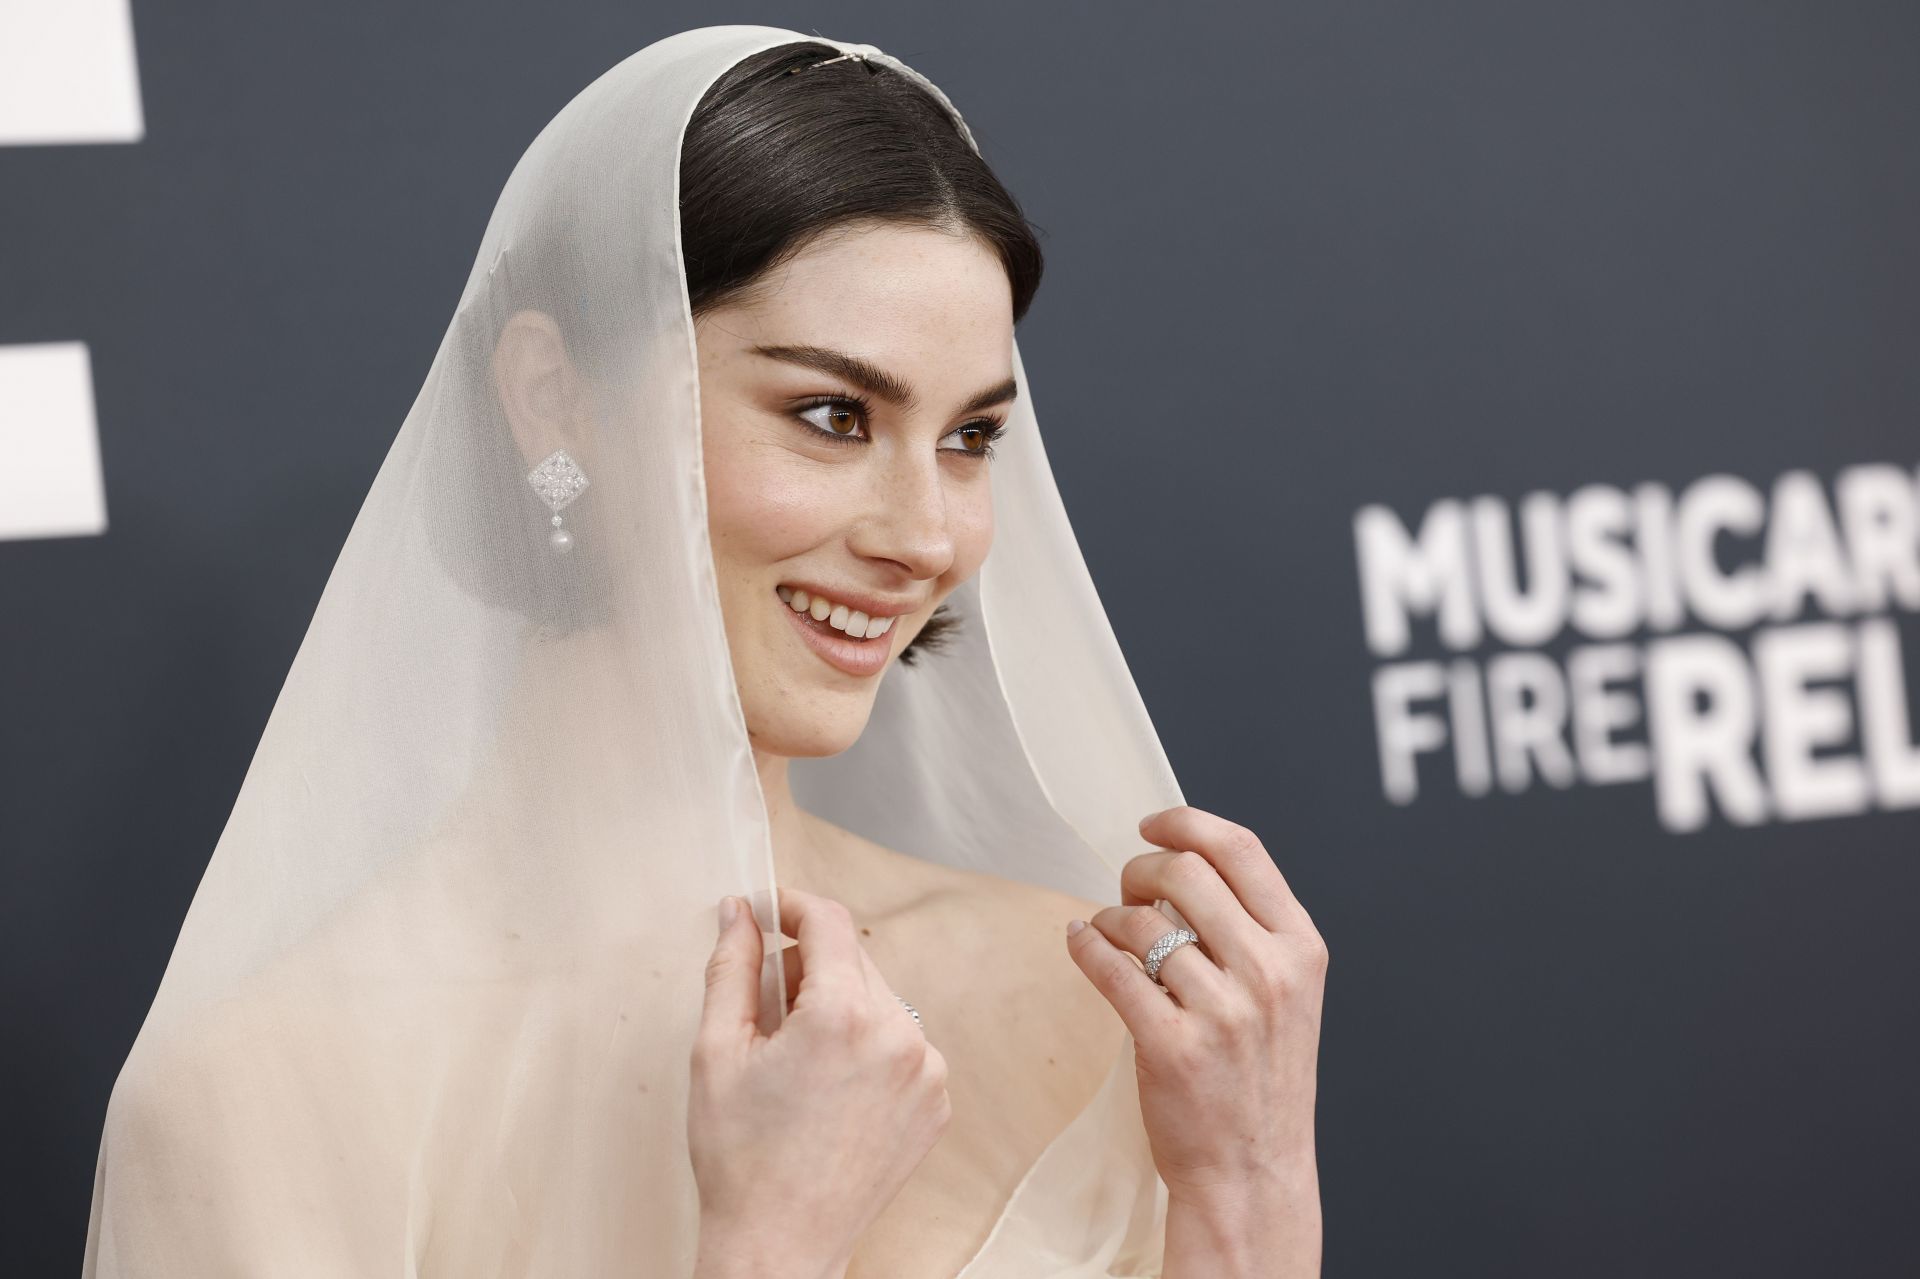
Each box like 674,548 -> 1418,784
83,26 -> 1326,1279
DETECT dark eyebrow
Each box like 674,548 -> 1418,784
752,344 -> 1018,417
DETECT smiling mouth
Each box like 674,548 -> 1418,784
775,585 -> 898,642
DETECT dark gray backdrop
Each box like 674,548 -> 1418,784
5,2 -> 1917,1274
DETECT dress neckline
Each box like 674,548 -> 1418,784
949,1030 -> 1132,1278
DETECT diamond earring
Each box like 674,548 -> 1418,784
527,448 -> 589,553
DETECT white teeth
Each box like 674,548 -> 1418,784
777,585 -> 902,639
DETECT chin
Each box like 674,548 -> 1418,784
744,702 -> 873,759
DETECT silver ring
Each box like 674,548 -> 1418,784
1144,928 -> 1200,986
895,993 -> 924,1030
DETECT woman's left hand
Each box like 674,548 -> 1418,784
1065,804 -> 1327,1215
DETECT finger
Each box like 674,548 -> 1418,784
1065,918 -> 1181,1044
698,895 -> 764,1043
774,889 -> 900,1015
860,937 -> 910,1013
1139,806 -> 1301,933
1120,849 -> 1268,973
770,941 -> 885,1021
1088,903 -> 1228,1008
771,939 -> 805,1012
774,887 -> 867,1006
847,929 -> 903,1012
823,950 -> 923,1042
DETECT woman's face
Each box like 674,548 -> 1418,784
694,220 -> 1016,758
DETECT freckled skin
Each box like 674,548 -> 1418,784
694,220 -> 1012,759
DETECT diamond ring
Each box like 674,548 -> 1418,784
1144,928 -> 1200,987
895,993 -> 924,1031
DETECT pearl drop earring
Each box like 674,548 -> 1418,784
527,448 -> 589,553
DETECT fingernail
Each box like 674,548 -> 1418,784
1067,919 -> 1086,937
719,895 -> 739,932
1139,809 -> 1162,830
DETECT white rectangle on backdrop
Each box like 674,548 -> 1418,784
0,0 -> 145,145
0,342 -> 110,540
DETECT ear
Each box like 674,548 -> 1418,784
490,309 -> 589,471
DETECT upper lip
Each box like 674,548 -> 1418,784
778,581 -> 923,620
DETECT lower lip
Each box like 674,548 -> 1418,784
779,591 -> 895,678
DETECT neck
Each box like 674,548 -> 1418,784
753,743 -> 864,903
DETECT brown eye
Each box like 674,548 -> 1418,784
938,420 -> 1007,459
796,399 -> 869,443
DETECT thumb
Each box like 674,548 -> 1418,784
699,895 -> 763,1040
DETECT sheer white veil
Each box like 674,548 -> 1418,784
82,25 -> 1186,1277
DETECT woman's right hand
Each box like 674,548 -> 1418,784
687,887 -> 951,1279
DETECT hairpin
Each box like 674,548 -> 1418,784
785,46 -> 883,76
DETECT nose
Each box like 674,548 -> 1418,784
846,444 -> 957,582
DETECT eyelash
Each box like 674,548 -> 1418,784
792,390 -> 1007,461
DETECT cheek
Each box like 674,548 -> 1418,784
949,483 -> 996,580
703,429 -> 839,564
